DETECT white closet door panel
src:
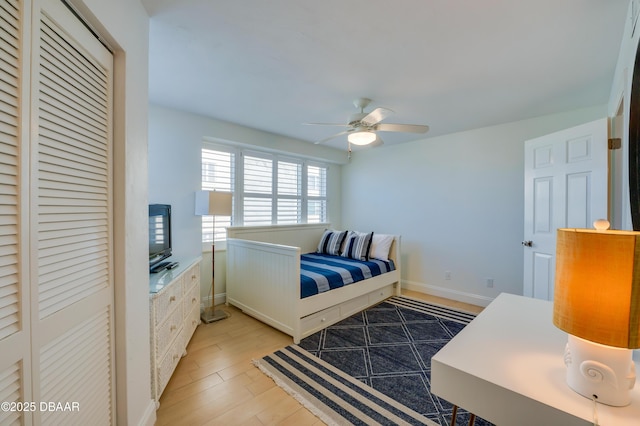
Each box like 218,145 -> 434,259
0,289 -> 19,338
39,126 -> 106,163
0,1 -> 29,425
0,93 -> 18,120
39,22 -> 107,101
0,0 -> 116,422
39,84 -> 107,131
38,71 -> 105,124
0,361 -> 21,426
0,0 -> 19,22
0,0 -> 20,349
38,130 -> 107,171
33,0 -> 115,423
0,132 -> 19,151
37,2 -> 112,320
0,30 -> 18,58
40,307 -> 112,425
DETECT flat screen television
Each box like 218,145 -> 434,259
149,204 -> 172,268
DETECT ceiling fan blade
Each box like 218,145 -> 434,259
361,107 -> 394,126
304,122 -> 351,127
375,123 -> 430,133
314,130 -> 351,144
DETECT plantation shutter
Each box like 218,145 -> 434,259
243,154 -> 272,225
0,0 -> 115,424
307,164 -> 327,223
0,0 -> 28,425
277,160 -> 301,224
201,146 -> 329,232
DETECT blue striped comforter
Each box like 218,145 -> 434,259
300,253 -> 396,299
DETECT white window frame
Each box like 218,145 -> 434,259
201,141 -> 329,243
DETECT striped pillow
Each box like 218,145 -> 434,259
317,229 -> 347,256
341,231 -> 373,261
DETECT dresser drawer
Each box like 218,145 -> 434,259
152,279 -> 182,327
155,303 -> 183,359
156,333 -> 184,397
183,282 -> 199,319
184,303 -> 200,348
183,264 -> 200,294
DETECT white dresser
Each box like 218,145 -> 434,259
149,257 -> 202,405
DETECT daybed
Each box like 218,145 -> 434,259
226,224 -> 401,343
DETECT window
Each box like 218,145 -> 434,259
201,144 -> 328,242
201,148 -> 234,242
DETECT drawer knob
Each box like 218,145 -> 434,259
170,325 -> 176,332
321,317 -> 326,322
192,298 -> 197,303
169,296 -> 176,302
173,354 -> 179,361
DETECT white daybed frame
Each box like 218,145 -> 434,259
226,224 -> 401,343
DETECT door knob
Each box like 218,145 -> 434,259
521,240 -> 533,247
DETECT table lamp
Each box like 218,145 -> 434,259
553,220 -> 639,406
195,190 -> 233,323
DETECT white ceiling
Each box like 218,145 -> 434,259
142,0 -> 629,150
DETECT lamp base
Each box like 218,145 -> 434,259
564,335 -> 636,406
201,307 -> 229,323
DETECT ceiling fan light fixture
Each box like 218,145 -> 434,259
348,130 -> 376,145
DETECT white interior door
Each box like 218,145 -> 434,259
33,1 -> 114,424
523,118 -> 608,300
0,0 -> 115,424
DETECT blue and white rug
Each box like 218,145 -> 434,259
254,296 -> 492,425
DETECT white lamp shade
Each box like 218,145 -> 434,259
195,190 -> 232,216
348,131 -> 376,145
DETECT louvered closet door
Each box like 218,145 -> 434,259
0,0 -> 31,425
33,0 -> 114,424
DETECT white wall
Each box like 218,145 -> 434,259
68,0 -> 153,424
341,105 -> 606,306
147,3 -> 637,315
148,104 -> 344,301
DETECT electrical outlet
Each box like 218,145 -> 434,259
485,277 -> 494,288
445,271 -> 451,280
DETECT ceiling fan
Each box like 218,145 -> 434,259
306,98 -> 429,148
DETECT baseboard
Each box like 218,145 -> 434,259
402,280 -> 494,307
201,293 -> 227,309
137,400 -> 157,426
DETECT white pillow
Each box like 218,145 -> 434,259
370,234 -> 394,261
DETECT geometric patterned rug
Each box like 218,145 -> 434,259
255,296 -> 494,425
297,296 -> 492,426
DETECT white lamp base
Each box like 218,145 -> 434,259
564,334 -> 636,406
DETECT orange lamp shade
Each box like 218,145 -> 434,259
553,228 -> 640,349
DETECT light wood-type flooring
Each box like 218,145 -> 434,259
154,290 -> 484,425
